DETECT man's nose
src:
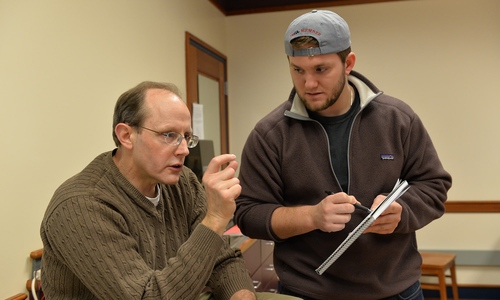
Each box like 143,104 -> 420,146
304,73 -> 319,89
177,138 -> 191,156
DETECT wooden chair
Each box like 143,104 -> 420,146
420,251 -> 459,300
5,293 -> 27,300
25,249 -> 44,300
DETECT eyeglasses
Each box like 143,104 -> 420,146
138,126 -> 199,148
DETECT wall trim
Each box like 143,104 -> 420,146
445,201 -> 500,213
419,250 -> 500,266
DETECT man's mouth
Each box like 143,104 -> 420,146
170,163 -> 183,170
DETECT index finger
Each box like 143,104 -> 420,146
325,192 -> 357,205
204,154 -> 237,175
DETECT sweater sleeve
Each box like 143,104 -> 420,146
187,171 -> 256,300
395,112 -> 452,233
207,241 -> 256,300
235,126 -> 285,242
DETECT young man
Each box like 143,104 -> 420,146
40,81 -> 297,300
235,10 -> 452,300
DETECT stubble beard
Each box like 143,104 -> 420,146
297,75 -> 346,112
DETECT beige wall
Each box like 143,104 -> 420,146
0,0 -> 498,297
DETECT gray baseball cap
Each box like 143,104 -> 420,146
284,9 -> 351,57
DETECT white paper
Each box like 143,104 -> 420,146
192,103 -> 204,139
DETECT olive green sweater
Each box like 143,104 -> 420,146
41,150 -> 254,299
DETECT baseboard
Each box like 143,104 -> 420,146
423,285 -> 500,300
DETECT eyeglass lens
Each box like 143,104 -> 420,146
163,132 -> 198,148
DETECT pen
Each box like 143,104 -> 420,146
324,190 -> 372,213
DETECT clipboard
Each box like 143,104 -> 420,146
315,179 -> 410,275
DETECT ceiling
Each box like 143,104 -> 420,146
208,0 -> 404,16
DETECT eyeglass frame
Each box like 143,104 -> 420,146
136,125 -> 199,148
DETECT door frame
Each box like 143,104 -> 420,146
185,32 -> 229,155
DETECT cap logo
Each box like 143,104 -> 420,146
301,28 -> 321,37
290,28 -> 321,38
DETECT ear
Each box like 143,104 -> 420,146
115,123 -> 134,150
345,52 -> 356,75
